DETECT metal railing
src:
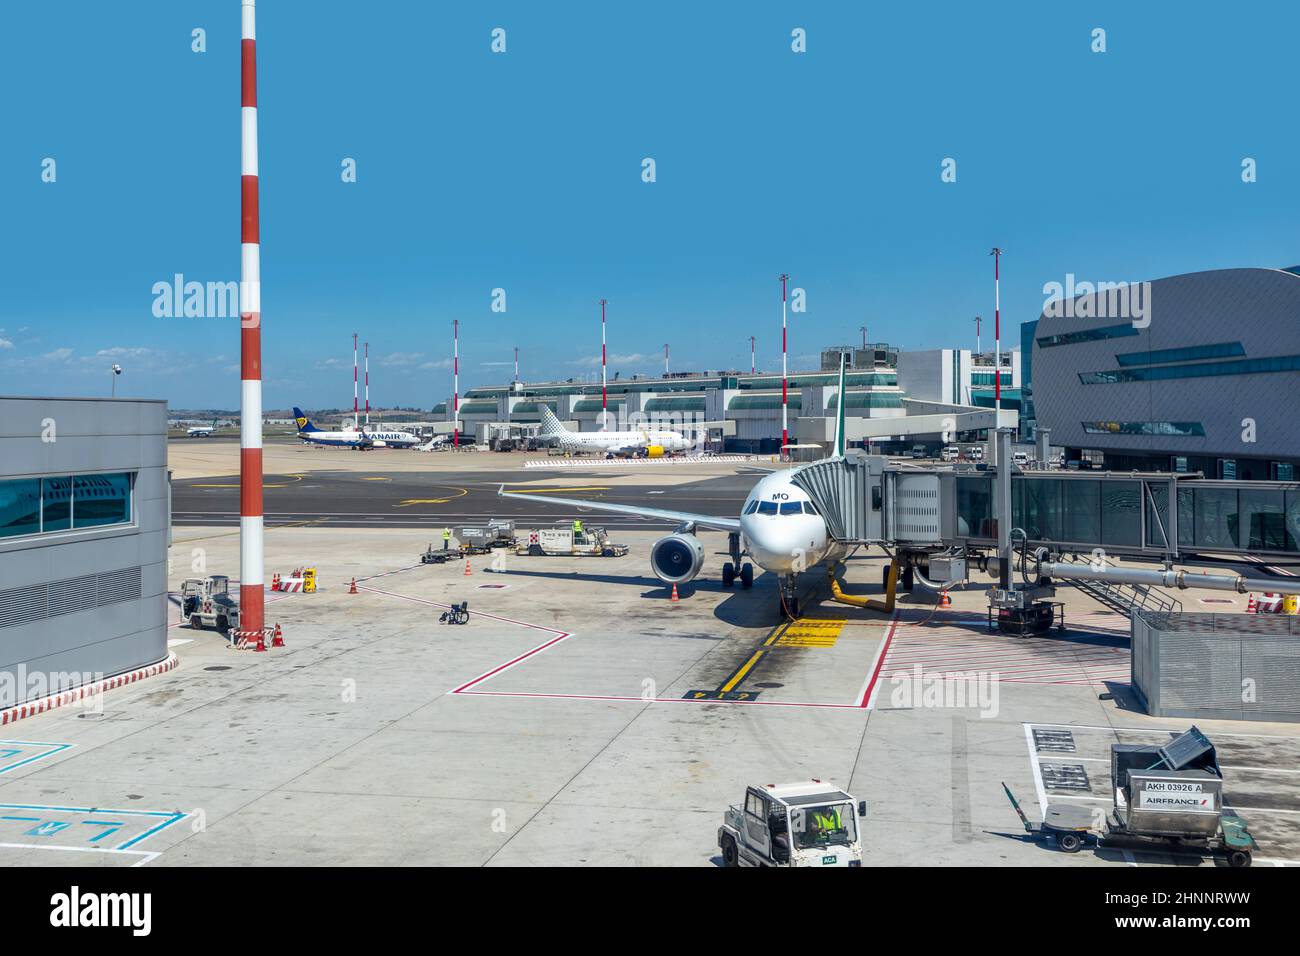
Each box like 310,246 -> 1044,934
1057,554 -> 1182,618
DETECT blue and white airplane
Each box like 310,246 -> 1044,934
291,408 -> 421,450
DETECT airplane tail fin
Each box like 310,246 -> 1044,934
539,406 -> 569,438
292,407 -> 320,433
833,352 -> 847,458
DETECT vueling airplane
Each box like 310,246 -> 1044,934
539,406 -> 692,458
292,408 -> 421,449
501,356 -> 855,616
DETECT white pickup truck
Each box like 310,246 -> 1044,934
719,781 -> 866,867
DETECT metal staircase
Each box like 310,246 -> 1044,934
1055,554 -> 1182,618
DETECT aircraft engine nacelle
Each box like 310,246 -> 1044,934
645,445 -> 665,458
650,533 -> 705,585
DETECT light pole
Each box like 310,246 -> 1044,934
974,315 -> 981,355
452,319 -> 459,449
749,336 -> 756,375
110,364 -> 122,397
779,273 -> 790,457
663,343 -> 669,377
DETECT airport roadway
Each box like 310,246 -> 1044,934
171,469 -> 759,530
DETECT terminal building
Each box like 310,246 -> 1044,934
0,396 -> 169,707
1030,267 -> 1300,480
435,343 -> 1019,454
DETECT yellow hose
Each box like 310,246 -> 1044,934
828,557 -> 899,612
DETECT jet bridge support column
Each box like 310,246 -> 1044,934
995,427 -> 1013,590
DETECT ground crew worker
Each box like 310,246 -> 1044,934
811,806 -> 843,840
442,527 -> 452,550
572,518 -> 583,542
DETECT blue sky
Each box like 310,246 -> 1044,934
3,1 -> 1299,409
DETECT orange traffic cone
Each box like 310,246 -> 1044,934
271,622 -> 284,648
464,559 -> 473,576
670,583 -> 680,602
939,591 -> 952,608
1246,593 -> 1257,613
349,577 -> 358,594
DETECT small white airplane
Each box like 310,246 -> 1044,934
501,358 -> 854,615
186,420 -> 218,437
292,407 -> 421,449
539,406 -> 692,458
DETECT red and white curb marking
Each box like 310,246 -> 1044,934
1,653 -> 179,726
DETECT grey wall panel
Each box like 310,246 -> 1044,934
0,397 -> 168,704
1032,269 -> 1300,460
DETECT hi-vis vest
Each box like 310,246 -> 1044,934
443,528 -> 451,539
814,808 -> 842,831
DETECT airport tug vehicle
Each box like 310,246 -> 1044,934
719,781 -> 866,867
1003,727 -> 1257,866
180,575 -> 240,634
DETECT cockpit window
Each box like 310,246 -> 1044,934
743,500 -> 760,515
803,499 -> 819,516
756,501 -> 778,515
779,502 -> 803,515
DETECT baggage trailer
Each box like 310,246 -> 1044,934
1002,727 -> 1257,866
517,526 -> 628,558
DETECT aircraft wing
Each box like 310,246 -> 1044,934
498,486 -> 740,532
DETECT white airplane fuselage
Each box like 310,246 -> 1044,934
554,428 -> 691,456
738,469 -> 844,574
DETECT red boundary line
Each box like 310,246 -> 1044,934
362,584 -> 897,711
1,653 -> 179,726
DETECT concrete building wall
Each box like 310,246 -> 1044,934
0,397 -> 169,705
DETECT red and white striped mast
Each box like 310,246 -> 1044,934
990,248 -> 1003,419
364,341 -> 369,425
779,273 -> 790,455
238,0 -> 264,637
352,333 -> 359,427
452,319 -> 460,448
599,299 -> 608,426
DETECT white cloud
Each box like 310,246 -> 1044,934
380,351 -> 424,368
570,352 -> 647,367
94,347 -> 154,359
419,358 -> 452,370
43,348 -> 73,361
0,338 -> 12,350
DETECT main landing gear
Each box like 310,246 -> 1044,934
721,531 -> 754,590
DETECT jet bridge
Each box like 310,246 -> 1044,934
792,430 -> 1300,630
792,451 -> 1300,561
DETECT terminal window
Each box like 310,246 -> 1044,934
0,472 -> 133,539
1036,323 -> 1140,349
1114,341 -> 1245,367
1081,421 -> 1206,437
1079,354 -> 1300,385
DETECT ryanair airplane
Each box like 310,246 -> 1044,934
291,407 -> 421,449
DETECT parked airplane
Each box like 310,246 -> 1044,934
538,406 -> 692,458
501,358 -> 854,615
291,408 -> 421,449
